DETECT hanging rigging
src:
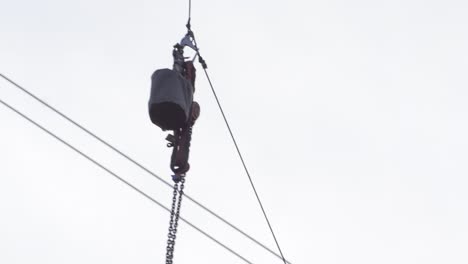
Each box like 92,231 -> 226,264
147,1 -> 288,263
148,15 -> 206,263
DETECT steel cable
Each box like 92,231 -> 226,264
201,68 -> 289,264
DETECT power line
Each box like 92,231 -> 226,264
0,73 -> 289,263
202,67 -> 289,264
0,98 -> 254,264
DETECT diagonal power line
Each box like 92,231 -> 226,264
0,73 -> 290,263
0,98 -> 254,264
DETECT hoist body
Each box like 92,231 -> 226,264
147,32 -> 200,177
149,69 -> 194,131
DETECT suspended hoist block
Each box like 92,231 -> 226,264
148,69 -> 194,131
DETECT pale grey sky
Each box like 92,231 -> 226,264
1,0 -> 468,263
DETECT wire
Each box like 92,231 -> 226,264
202,67 -> 289,264
184,18 -> 291,263
189,0 -> 191,21
187,14 -> 288,262
0,98 -> 254,264
0,73 -> 289,263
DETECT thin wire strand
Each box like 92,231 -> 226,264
0,98 -> 253,264
188,0 -> 191,20
0,72 -> 288,263
190,11 -> 288,263
202,68 -> 289,264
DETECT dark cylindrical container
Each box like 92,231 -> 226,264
148,69 -> 194,131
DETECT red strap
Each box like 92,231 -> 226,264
184,61 -> 196,90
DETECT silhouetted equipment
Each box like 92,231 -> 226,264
148,20 -> 203,264
148,33 -> 200,177
149,68 -> 194,131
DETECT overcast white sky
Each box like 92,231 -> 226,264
1,0 -> 468,263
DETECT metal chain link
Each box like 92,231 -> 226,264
165,125 -> 190,264
165,176 -> 186,264
165,76 -> 195,263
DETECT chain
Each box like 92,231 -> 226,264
165,123 -> 192,263
165,176 -> 186,264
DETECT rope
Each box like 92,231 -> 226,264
189,0 -> 191,21
0,72 -> 289,263
181,4 -> 289,259
0,97 -> 254,264
202,68 -> 289,264
186,0 -> 192,30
